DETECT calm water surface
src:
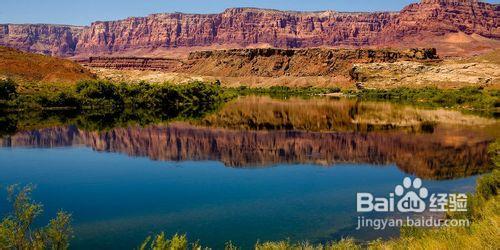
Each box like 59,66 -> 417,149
0,96 -> 497,249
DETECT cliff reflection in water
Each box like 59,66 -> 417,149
0,122 -> 494,180
201,96 -> 496,132
1,96 -> 497,180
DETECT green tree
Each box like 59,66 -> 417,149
0,184 -> 73,249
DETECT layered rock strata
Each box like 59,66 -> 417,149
80,48 -> 438,77
0,0 -> 497,57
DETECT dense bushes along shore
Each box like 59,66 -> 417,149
0,79 -> 228,112
1,79 -> 498,120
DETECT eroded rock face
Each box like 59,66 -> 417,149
74,9 -> 396,55
183,48 -> 438,77
382,0 -> 499,41
79,48 -> 438,77
78,57 -> 183,71
0,24 -> 83,56
0,0 -> 498,57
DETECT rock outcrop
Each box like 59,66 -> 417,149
0,0 -> 498,57
182,48 -> 438,77
381,0 -> 499,41
78,57 -> 183,71
350,60 -> 499,88
80,48 -> 438,77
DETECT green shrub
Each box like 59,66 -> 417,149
0,185 -> 72,249
488,140 -> 500,168
76,80 -> 123,108
476,169 -> 499,201
0,79 -> 17,101
35,92 -> 81,108
139,233 -> 189,250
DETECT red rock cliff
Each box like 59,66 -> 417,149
380,0 -> 499,42
0,24 -> 83,56
0,0 -> 498,57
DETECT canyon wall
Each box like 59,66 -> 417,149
0,0 -> 498,57
381,0 -> 499,41
0,24 -> 83,56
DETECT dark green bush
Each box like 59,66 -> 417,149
35,92 -> 81,108
0,79 -> 17,101
76,80 -> 123,108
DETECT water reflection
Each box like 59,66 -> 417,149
201,96 -> 496,132
0,122 -> 494,180
0,96 -> 497,180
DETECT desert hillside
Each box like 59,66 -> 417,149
0,46 -> 95,84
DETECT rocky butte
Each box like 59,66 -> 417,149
0,0 -> 498,57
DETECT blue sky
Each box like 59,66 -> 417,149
1,0 -> 498,26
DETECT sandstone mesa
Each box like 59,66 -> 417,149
0,0 -> 497,57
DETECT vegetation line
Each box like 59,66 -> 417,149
351,87 -> 500,113
2,79 -> 498,116
0,79 -> 229,112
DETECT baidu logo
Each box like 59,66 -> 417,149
357,177 -> 465,213
395,177 -> 428,212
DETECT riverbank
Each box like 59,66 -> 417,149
350,87 -> 499,117
2,79 -> 498,116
